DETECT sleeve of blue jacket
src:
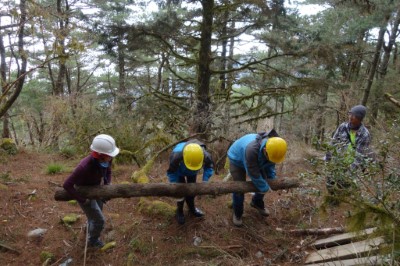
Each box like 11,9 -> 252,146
244,142 -> 269,192
166,152 -> 181,183
202,150 -> 214,182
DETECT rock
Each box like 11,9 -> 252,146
59,258 -> 73,266
255,251 -> 264,258
193,236 -> 202,246
27,228 -> 47,239
62,214 -> 80,224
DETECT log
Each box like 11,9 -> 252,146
275,227 -> 345,236
384,93 -> 400,108
54,179 -> 299,201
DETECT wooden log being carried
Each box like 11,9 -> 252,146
54,179 -> 299,201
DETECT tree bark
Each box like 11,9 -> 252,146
54,179 -> 300,201
275,227 -> 345,236
0,0 -> 27,119
360,26 -> 386,106
192,0 -> 214,136
384,93 -> 400,108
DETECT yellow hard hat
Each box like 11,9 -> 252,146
183,143 -> 204,171
265,137 -> 287,164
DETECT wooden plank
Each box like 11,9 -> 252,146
305,237 -> 385,264
312,228 -> 377,249
305,255 -> 386,266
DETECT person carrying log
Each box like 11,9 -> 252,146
324,105 -> 372,204
62,134 -> 120,248
227,130 -> 287,227
167,139 -> 214,225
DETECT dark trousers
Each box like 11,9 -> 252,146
230,162 -> 264,218
177,175 -> 197,205
79,199 -> 105,242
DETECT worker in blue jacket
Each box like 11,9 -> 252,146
227,130 -> 287,226
167,139 -> 214,225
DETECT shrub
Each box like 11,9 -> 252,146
46,163 -> 64,174
59,146 -> 77,158
0,138 -> 17,155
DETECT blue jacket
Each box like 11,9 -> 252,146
167,140 -> 214,183
228,133 -> 276,192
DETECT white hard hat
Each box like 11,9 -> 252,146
90,134 -> 120,157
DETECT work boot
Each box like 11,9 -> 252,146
186,196 -> 204,217
88,238 -> 104,248
250,199 -> 270,216
232,213 -> 243,227
176,201 -> 185,225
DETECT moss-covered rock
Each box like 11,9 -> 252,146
0,138 -> 17,155
100,241 -> 116,252
62,213 -> 80,224
138,198 -> 175,219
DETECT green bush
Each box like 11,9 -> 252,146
46,163 -> 64,174
59,146 -> 77,158
0,138 -> 17,155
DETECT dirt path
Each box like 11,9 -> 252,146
0,150 -> 345,265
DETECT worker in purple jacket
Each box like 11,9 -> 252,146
63,134 -> 119,248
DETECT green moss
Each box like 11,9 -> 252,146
40,251 -> 55,263
62,213 -> 80,224
127,252 -> 137,266
67,200 -> 77,205
0,183 -> 8,190
0,138 -> 17,155
101,241 -> 116,252
138,198 -> 176,219
131,158 -> 155,183
224,158 -> 230,171
129,237 -> 153,255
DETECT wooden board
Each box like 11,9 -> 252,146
305,236 -> 385,264
305,255 -> 386,266
312,228 -> 377,249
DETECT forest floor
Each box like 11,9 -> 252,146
0,147 -> 350,266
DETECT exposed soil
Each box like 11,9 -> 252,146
0,149 -> 347,266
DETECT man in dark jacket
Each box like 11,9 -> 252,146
228,130 -> 287,226
325,105 -> 371,198
167,139 -> 214,225
63,134 -> 119,248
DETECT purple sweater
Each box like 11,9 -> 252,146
63,155 -> 112,203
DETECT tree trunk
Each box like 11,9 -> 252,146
54,179 -> 300,201
371,8 -> 400,122
0,33 -> 10,137
54,0 -> 68,96
275,227 -> 345,236
117,31 -> 127,110
193,0 -> 214,136
379,7 -> 400,78
360,26 -> 386,106
0,0 -> 27,118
